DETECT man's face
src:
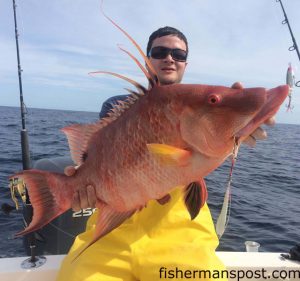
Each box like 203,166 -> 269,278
149,35 -> 188,85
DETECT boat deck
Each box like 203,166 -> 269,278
0,252 -> 299,281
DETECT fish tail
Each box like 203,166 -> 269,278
11,169 -> 71,237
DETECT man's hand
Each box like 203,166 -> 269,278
64,166 -> 97,212
231,82 -> 276,147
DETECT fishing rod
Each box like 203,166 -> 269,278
11,0 -> 45,268
276,0 -> 300,87
12,0 -> 31,169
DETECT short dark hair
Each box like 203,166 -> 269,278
146,26 -> 188,58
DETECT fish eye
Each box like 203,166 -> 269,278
208,94 -> 221,105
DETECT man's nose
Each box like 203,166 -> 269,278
164,53 -> 174,62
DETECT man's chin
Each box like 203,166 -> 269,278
160,77 -> 179,85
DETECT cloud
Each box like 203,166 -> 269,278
1,0 -> 299,124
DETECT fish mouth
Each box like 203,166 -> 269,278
235,85 -> 289,140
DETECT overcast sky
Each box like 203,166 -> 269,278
1,0 -> 299,124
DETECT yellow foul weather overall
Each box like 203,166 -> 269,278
56,187 -> 227,281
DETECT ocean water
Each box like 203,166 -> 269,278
0,105 -> 299,258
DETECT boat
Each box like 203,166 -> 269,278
0,252 -> 299,281
3,2 -> 298,280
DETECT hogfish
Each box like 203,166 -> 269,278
10,12 -> 289,259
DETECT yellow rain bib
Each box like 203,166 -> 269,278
56,187 -> 227,281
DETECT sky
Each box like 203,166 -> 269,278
0,0 -> 299,124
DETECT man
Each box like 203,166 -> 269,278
56,27 -> 273,281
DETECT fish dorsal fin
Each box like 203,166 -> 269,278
184,179 -> 208,220
87,2 -> 162,130
61,123 -> 102,165
100,1 -> 159,87
123,88 -> 142,99
62,93 -> 144,165
118,45 -> 156,89
107,93 -> 143,120
89,70 -> 147,96
89,71 -> 148,124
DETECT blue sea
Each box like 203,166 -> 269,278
0,105 -> 299,258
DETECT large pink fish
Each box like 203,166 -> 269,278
10,12 -> 289,258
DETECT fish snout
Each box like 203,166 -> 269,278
239,87 -> 267,113
266,85 -> 289,105
235,85 -> 289,139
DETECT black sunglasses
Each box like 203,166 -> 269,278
148,46 -> 188,62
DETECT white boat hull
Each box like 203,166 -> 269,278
0,252 -> 299,281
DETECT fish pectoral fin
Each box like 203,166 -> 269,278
146,143 -> 191,166
184,179 -> 208,220
156,194 -> 171,205
72,203 -> 135,262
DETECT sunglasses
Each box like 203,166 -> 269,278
148,46 -> 188,62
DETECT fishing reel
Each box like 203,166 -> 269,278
9,177 -> 28,210
1,178 -> 28,215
